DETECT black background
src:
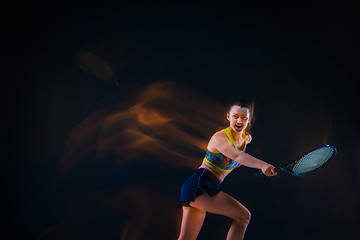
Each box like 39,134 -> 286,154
2,0 -> 359,239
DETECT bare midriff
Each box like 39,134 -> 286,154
198,157 -> 232,183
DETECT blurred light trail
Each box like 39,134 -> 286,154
45,81 -> 227,240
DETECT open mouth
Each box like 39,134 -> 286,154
235,124 -> 243,130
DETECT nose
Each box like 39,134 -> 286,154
237,118 -> 243,124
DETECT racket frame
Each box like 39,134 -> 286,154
257,145 -> 337,177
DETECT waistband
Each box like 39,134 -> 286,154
195,168 -> 219,182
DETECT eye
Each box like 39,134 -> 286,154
241,117 -> 248,120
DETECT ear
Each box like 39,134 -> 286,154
226,112 -> 230,121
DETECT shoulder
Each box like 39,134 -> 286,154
212,130 -> 228,141
208,130 -> 231,147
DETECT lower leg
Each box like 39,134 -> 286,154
226,219 -> 249,240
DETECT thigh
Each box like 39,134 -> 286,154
190,191 -> 250,220
179,206 -> 206,239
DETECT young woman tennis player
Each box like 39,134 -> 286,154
178,99 -> 277,240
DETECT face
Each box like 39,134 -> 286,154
227,106 -> 250,133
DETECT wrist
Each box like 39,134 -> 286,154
260,162 -> 269,170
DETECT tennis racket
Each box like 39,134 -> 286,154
256,145 -> 337,177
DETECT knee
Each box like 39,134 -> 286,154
233,209 -> 251,226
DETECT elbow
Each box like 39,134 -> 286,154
235,152 -> 246,164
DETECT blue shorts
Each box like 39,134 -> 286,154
179,168 -> 221,206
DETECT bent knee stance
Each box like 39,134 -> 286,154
232,209 -> 251,226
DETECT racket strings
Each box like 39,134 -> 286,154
292,147 -> 335,174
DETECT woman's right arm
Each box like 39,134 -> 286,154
209,131 -> 276,176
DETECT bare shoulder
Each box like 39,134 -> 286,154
208,130 -> 231,152
212,130 -> 227,141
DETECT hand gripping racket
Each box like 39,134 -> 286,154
256,145 -> 337,177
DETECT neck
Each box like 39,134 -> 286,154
229,127 -> 243,141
